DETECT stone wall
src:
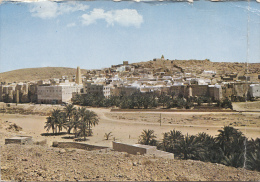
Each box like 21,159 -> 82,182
191,85 -> 208,97
5,136 -> 33,145
55,142 -> 108,151
112,142 -> 147,155
112,142 -> 174,159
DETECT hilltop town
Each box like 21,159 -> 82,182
1,57 -> 260,181
1,57 -> 260,105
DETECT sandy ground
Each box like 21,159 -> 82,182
1,106 -> 259,148
1,105 -> 260,181
233,101 -> 260,112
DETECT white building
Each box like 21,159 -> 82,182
249,84 -> 260,98
37,83 -> 83,104
103,85 -> 112,98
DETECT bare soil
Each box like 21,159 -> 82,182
1,144 -> 260,181
1,104 -> 260,181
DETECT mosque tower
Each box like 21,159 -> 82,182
76,66 -> 82,84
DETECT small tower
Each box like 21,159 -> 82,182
76,66 -> 82,84
161,55 -> 165,60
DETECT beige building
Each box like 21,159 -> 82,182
37,83 -> 82,104
83,82 -> 112,98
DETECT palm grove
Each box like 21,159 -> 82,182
44,104 -> 99,140
72,92 -> 233,109
138,127 -> 260,171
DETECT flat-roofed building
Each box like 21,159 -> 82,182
249,84 -> 260,98
37,83 -> 82,104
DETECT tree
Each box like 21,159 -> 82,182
104,132 -> 113,140
246,138 -> 260,171
70,109 -> 81,138
174,134 -> 203,160
215,126 -> 244,156
50,109 -> 63,133
57,112 -> 67,133
221,152 -> 244,168
85,110 -> 99,136
77,108 -> 99,140
44,116 -> 55,134
72,93 -> 83,105
161,129 -> 184,153
247,150 -> 260,171
221,97 -> 233,109
44,109 -> 66,134
138,129 -> 157,146
64,104 -> 76,134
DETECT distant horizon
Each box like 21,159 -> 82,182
1,58 -> 259,74
1,0 -> 259,73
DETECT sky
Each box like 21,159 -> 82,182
0,0 -> 259,73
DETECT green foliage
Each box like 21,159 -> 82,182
104,132 -> 113,140
221,97 -> 233,109
174,134 -> 203,160
158,129 -> 184,153
138,129 -> 157,146
44,105 -> 99,140
72,91 -> 232,110
139,126 -> 260,172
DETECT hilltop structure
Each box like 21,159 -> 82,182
0,59 -> 260,104
76,66 -> 82,85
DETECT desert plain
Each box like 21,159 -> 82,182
0,102 -> 260,181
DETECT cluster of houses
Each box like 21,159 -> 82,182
1,58 -> 260,105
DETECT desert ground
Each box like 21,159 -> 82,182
1,102 -> 260,181
0,103 -> 259,147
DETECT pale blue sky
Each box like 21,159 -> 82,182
0,0 -> 259,73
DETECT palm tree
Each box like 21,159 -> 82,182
195,132 -> 220,162
246,151 -> 260,171
216,126 -> 244,156
138,129 -> 157,146
221,152 -> 244,168
77,108 -> 99,140
44,116 -> 55,134
104,132 -> 112,140
246,138 -> 260,171
57,112 -> 67,133
72,93 -> 83,105
70,109 -> 81,138
50,109 -> 63,133
162,129 -> 184,153
174,134 -> 203,160
64,104 -> 76,134
87,110 -> 99,136
168,130 -> 184,142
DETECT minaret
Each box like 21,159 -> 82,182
76,66 -> 82,84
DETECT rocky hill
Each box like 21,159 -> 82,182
1,144 -> 260,181
133,59 -> 260,76
0,67 -> 88,83
1,60 -> 260,83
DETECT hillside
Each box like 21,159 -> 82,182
1,60 -> 260,83
1,144 -> 260,181
0,67 -> 88,83
133,59 -> 260,76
